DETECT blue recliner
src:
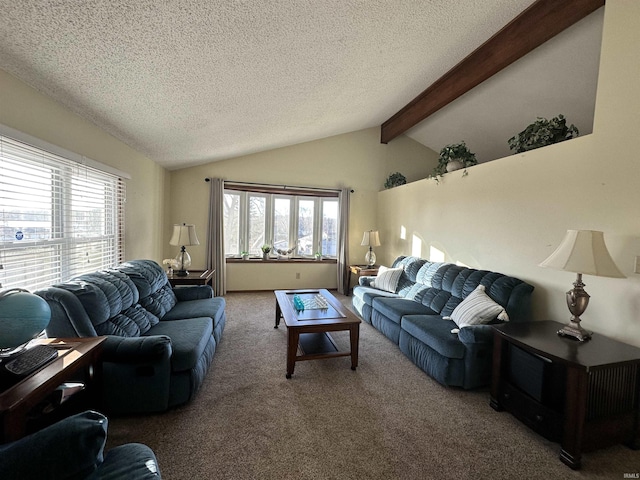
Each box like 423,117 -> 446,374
35,260 -> 226,414
0,410 -> 160,479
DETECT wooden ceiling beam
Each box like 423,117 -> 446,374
380,0 -> 605,144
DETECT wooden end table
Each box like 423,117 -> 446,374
347,265 -> 379,295
168,269 -> 215,287
274,289 -> 360,379
490,320 -> 640,469
0,337 -> 106,443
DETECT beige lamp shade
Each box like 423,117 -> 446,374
169,224 -> 200,247
539,230 -> 624,278
361,230 -> 381,247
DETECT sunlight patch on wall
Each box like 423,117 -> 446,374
430,245 -> 445,262
412,235 -> 422,257
400,225 -> 406,240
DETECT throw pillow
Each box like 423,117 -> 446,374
444,285 -> 509,328
372,266 -> 403,293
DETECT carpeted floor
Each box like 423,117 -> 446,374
108,291 -> 640,479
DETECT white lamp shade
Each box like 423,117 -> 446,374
361,230 -> 381,247
169,224 -> 200,247
539,230 -> 625,278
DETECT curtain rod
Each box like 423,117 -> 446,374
205,178 -> 354,193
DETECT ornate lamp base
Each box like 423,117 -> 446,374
557,319 -> 592,342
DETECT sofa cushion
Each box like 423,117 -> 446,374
115,260 -> 178,318
163,297 -> 226,331
372,266 -> 403,293
352,285 -> 399,306
401,315 -> 466,359
372,297 -> 437,325
444,285 -> 509,328
147,318 -> 213,372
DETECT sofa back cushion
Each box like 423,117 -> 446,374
53,270 -> 159,337
391,256 -> 429,297
421,263 -> 533,321
114,260 -> 177,318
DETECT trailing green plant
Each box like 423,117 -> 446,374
384,172 -> 407,189
430,141 -> 477,183
508,114 -> 579,153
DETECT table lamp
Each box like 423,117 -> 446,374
0,288 -> 51,355
361,230 -> 381,267
539,230 -> 625,341
169,223 -> 200,276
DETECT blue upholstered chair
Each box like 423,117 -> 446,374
0,410 -> 160,479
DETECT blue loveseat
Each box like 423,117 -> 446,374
352,256 -> 534,389
35,260 -> 226,414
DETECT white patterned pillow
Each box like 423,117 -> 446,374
444,285 -> 509,328
372,266 -> 403,293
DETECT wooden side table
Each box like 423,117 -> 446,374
0,337 -> 106,443
347,265 -> 379,295
168,269 -> 215,287
490,320 -> 640,469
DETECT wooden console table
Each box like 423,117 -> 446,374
0,337 -> 105,443
490,320 -> 640,469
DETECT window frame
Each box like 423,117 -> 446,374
223,185 -> 340,259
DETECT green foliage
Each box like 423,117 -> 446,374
430,141 -> 478,182
508,114 -> 579,153
261,244 -> 271,253
384,172 -> 407,189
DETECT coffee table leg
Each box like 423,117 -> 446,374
286,328 -> 299,379
350,324 -> 360,371
275,300 -> 281,328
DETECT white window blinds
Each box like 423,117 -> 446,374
0,134 -> 126,291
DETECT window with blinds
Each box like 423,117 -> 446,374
0,135 -> 125,291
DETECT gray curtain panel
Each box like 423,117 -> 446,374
206,178 -> 226,296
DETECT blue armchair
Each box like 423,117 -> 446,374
0,410 -> 160,479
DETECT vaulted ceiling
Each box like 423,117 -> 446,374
0,1 -> 603,170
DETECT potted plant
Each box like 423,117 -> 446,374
314,252 -> 323,261
261,244 -> 271,260
384,172 -> 407,189
508,114 -> 579,153
431,141 -> 477,182
241,251 -> 249,260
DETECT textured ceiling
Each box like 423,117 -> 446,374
0,1 -> 600,170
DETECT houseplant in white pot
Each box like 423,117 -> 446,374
431,141 -> 477,183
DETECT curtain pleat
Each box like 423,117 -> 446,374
337,188 -> 350,294
206,178 -> 226,295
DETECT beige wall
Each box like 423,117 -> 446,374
378,0 -> 640,346
0,69 -> 168,261
168,127 -> 437,290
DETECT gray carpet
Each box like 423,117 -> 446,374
108,291 -> 639,479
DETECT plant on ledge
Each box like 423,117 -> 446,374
431,141 -> 477,183
384,172 -> 406,189
508,114 -> 579,153
261,244 -> 271,260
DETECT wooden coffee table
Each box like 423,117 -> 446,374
274,289 -> 360,378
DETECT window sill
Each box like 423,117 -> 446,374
226,258 -> 336,264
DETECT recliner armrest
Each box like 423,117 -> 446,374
358,276 -> 376,287
103,335 -> 172,363
172,285 -> 214,301
457,324 -> 496,345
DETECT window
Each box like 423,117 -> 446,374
223,185 -> 340,258
0,133 -> 126,291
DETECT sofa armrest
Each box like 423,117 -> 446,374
103,335 -> 173,363
0,410 -> 107,480
358,276 -> 376,287
172,285 -> 214,301
457,324 -> 496,345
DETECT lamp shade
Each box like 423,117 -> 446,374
539,230 -> 625,278
361,230 -> 381,247
169,224 -> 200,247
0,289 -> 51,349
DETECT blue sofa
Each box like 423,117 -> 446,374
352,256 -> 534,389
0,410 -> 160,479
35,260 -> 226,414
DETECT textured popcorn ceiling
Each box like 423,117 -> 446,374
0,1 -> 601,169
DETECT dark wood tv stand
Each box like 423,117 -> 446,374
490,320 -> 640,470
